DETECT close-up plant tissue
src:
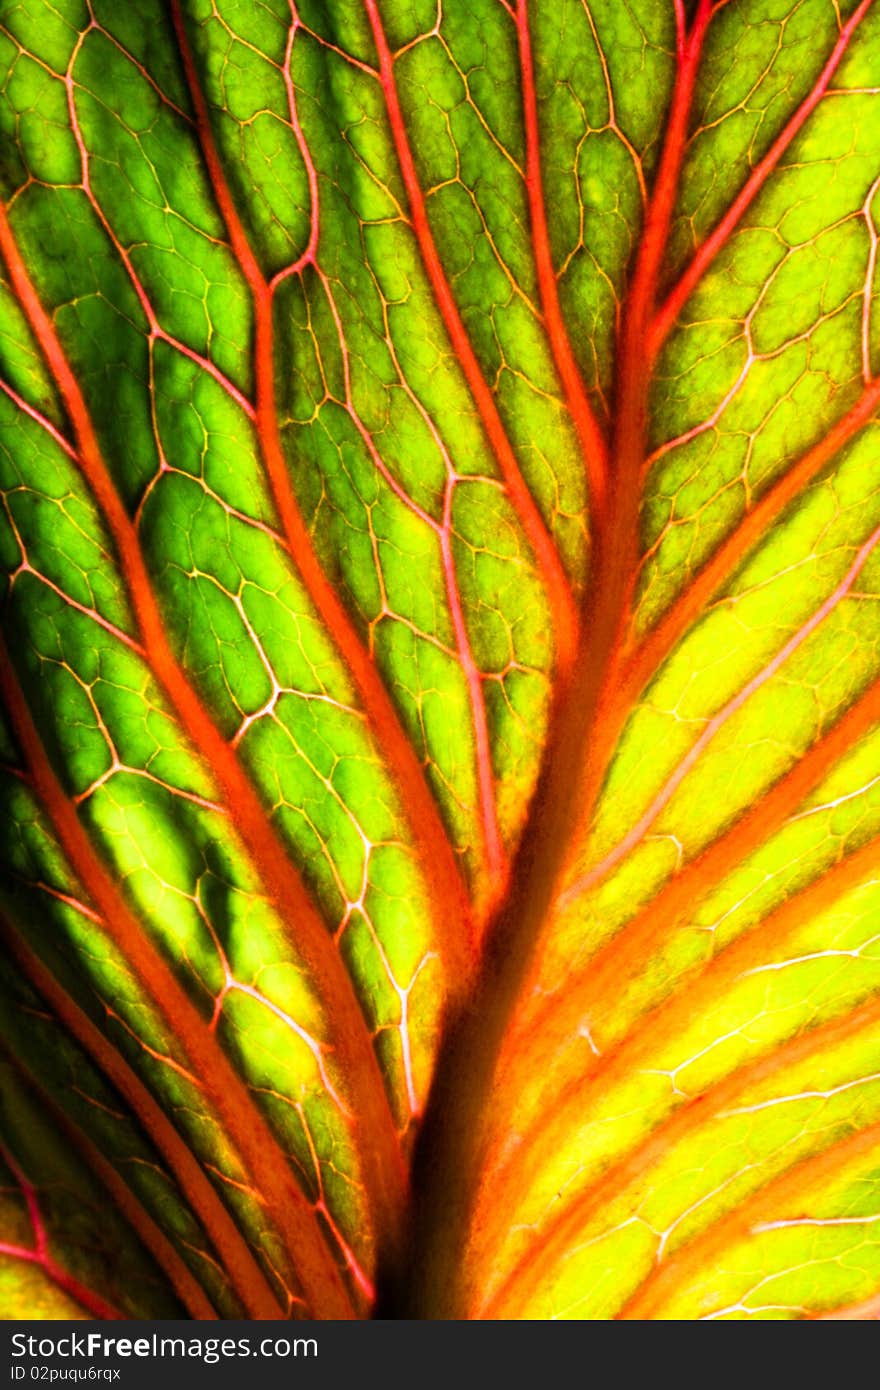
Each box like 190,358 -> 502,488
0,0 -> 878,1326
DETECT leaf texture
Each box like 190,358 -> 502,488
1,0 -> 880,1321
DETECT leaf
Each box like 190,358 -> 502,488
1,0 -> 880,1321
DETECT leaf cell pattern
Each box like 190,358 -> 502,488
1,0 -> 880,1320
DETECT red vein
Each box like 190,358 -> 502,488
624,372 -> 880,706
515,0 -> 609,519
0,196 -> 406,1258
2,1065 -> 218,1321
169,0 -> 474,977
619,1115 -> 880,1318
0,642 -> 355,1318
363,0 -> 578,676
651,0 -> 876,356
0,1138 -> 123,1320
482,988 -> 880,1317
0,919 -> 284,1319
279,7 -> 505,901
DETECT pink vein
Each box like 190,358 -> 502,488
269,3 -> 320,289
363,0 -> 578,675
3,481 -> 144,653
274,8 -> 504,907
562,518 -> 880,906
321,267 -> 506,891
13,562 -> 144,654
0,1141 -> 122,1319
862,172 -> 880,383
96,20 -> 193,124
64,30 -> 256,419
33,881 -> 102,923
168,0 -> 474,985
651,0 -> 876,355
515,0 -> 609,518
271,10 -> 500,922
376,295 -> 506,893
0,378 -> 78,459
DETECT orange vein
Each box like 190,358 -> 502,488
364,0 -> 578,675
0,918 -> 284,1319
565,519 -> 880,906
396,1 -> 717,1320
78,1149 -> 217,1321
550,0 -> 716,861
483,662 -> 880,1212
0,644 -> 354,1319
611,0 -> 713,564
547,665 -> 880,1049
623,372 -> 880,704
483,988 -> 880,1317
619,1115 -> 880,1318
515,0 -> 609,518
486,824 -> 880,1286
0,196 -> 406,1254
487,0 -> 715,1012
168,0 -> 474,976
651,0 -> 876,356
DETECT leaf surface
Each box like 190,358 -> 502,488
1,0 -> 880,1320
